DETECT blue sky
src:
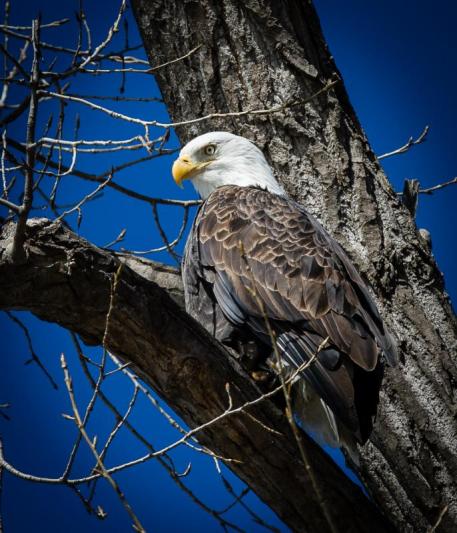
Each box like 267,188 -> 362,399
1,1 -> 456,532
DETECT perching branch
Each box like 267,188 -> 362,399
0,218 -> 393,533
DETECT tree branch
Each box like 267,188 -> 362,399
377,125 -> 429,160
419,176 -> 457,195
0,218 -> 392,533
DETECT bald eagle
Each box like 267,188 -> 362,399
172,132 -> 397,453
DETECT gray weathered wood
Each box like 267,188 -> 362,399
131,0 -> 457,531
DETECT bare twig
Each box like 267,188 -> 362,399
0,346 -> 320,487
148,43 -> 203,72
428,504 -> 448,533
69,335 -> 246,533
6,136 -> 186,207
217,474 -> 280,533
73,44 -> 203,75
397,176 -> 457,218
151,203 -> 182,264
5,311 -> 58,389
0,23 -> 143,63
38,77 -> 339,131
64,93 -> 163,103
0,404 -> 10,422
104,228 -> 126,249
10,18 -> 40,261
0,40 -> 29,109
61,348 -> 107,481
0,19 -> 70,31
120,205 -> 189,257
71,0 -> 127,74
55,173 -> 113,222
61,353 -> 146,533
98,386 -> 138,466
419,176 -> 457,195
0,95 -> 31,129
0,197 -> 21,213
378,125 -> 429,160
0,42 -> 30,81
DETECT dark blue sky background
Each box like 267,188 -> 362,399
1,1 -> 456,532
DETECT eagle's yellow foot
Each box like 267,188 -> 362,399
251,370 -> 271,382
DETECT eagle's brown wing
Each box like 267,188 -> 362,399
183,185 -> 397,441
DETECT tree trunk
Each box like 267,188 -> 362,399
132,0 -> 457,531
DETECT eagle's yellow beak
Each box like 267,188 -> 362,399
172,154 -> 209,188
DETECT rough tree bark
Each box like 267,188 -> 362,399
130,0 -> 457,531
0,218 -> 390,533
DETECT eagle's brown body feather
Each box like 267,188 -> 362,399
183,185 -> 397,443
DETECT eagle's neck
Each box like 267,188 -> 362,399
192,160 -> 286,199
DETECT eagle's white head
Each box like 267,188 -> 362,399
172,131 -> 285,199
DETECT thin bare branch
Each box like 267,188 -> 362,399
61,353 -> 146,533
0,40 -> 29,109
0,95 -> 31,129
419,176 -> 457,195
76,0 -> 127,73
0,197 -> 20,213
55,173 -> 113,222
0,19 -> 70,31
151,203 -> 182,264
10,19 -> 40,261
61,346 -> 107,481
0,42 -> 30,81
0,404 -> 10,422
66,44 -> 203,75
428,504 -> 449,533
217,474 -> 280,533
378,125 -> 429,160
79,1 -> 91,53
5,311 -> 58,389
148,43 -> 202,72
97,386 -> 139,466
38,77 -> 339,130
64,92 -> 162,102
104,228 -> 126,249
6,136 -> 191,207
122,205 -> 189,256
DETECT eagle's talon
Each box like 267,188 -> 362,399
250,370 -> 271,382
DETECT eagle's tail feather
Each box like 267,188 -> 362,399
293,380 -> 360,465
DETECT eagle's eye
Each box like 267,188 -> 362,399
204,144 -> 216,156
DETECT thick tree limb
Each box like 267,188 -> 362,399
0,218 -> 392,533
